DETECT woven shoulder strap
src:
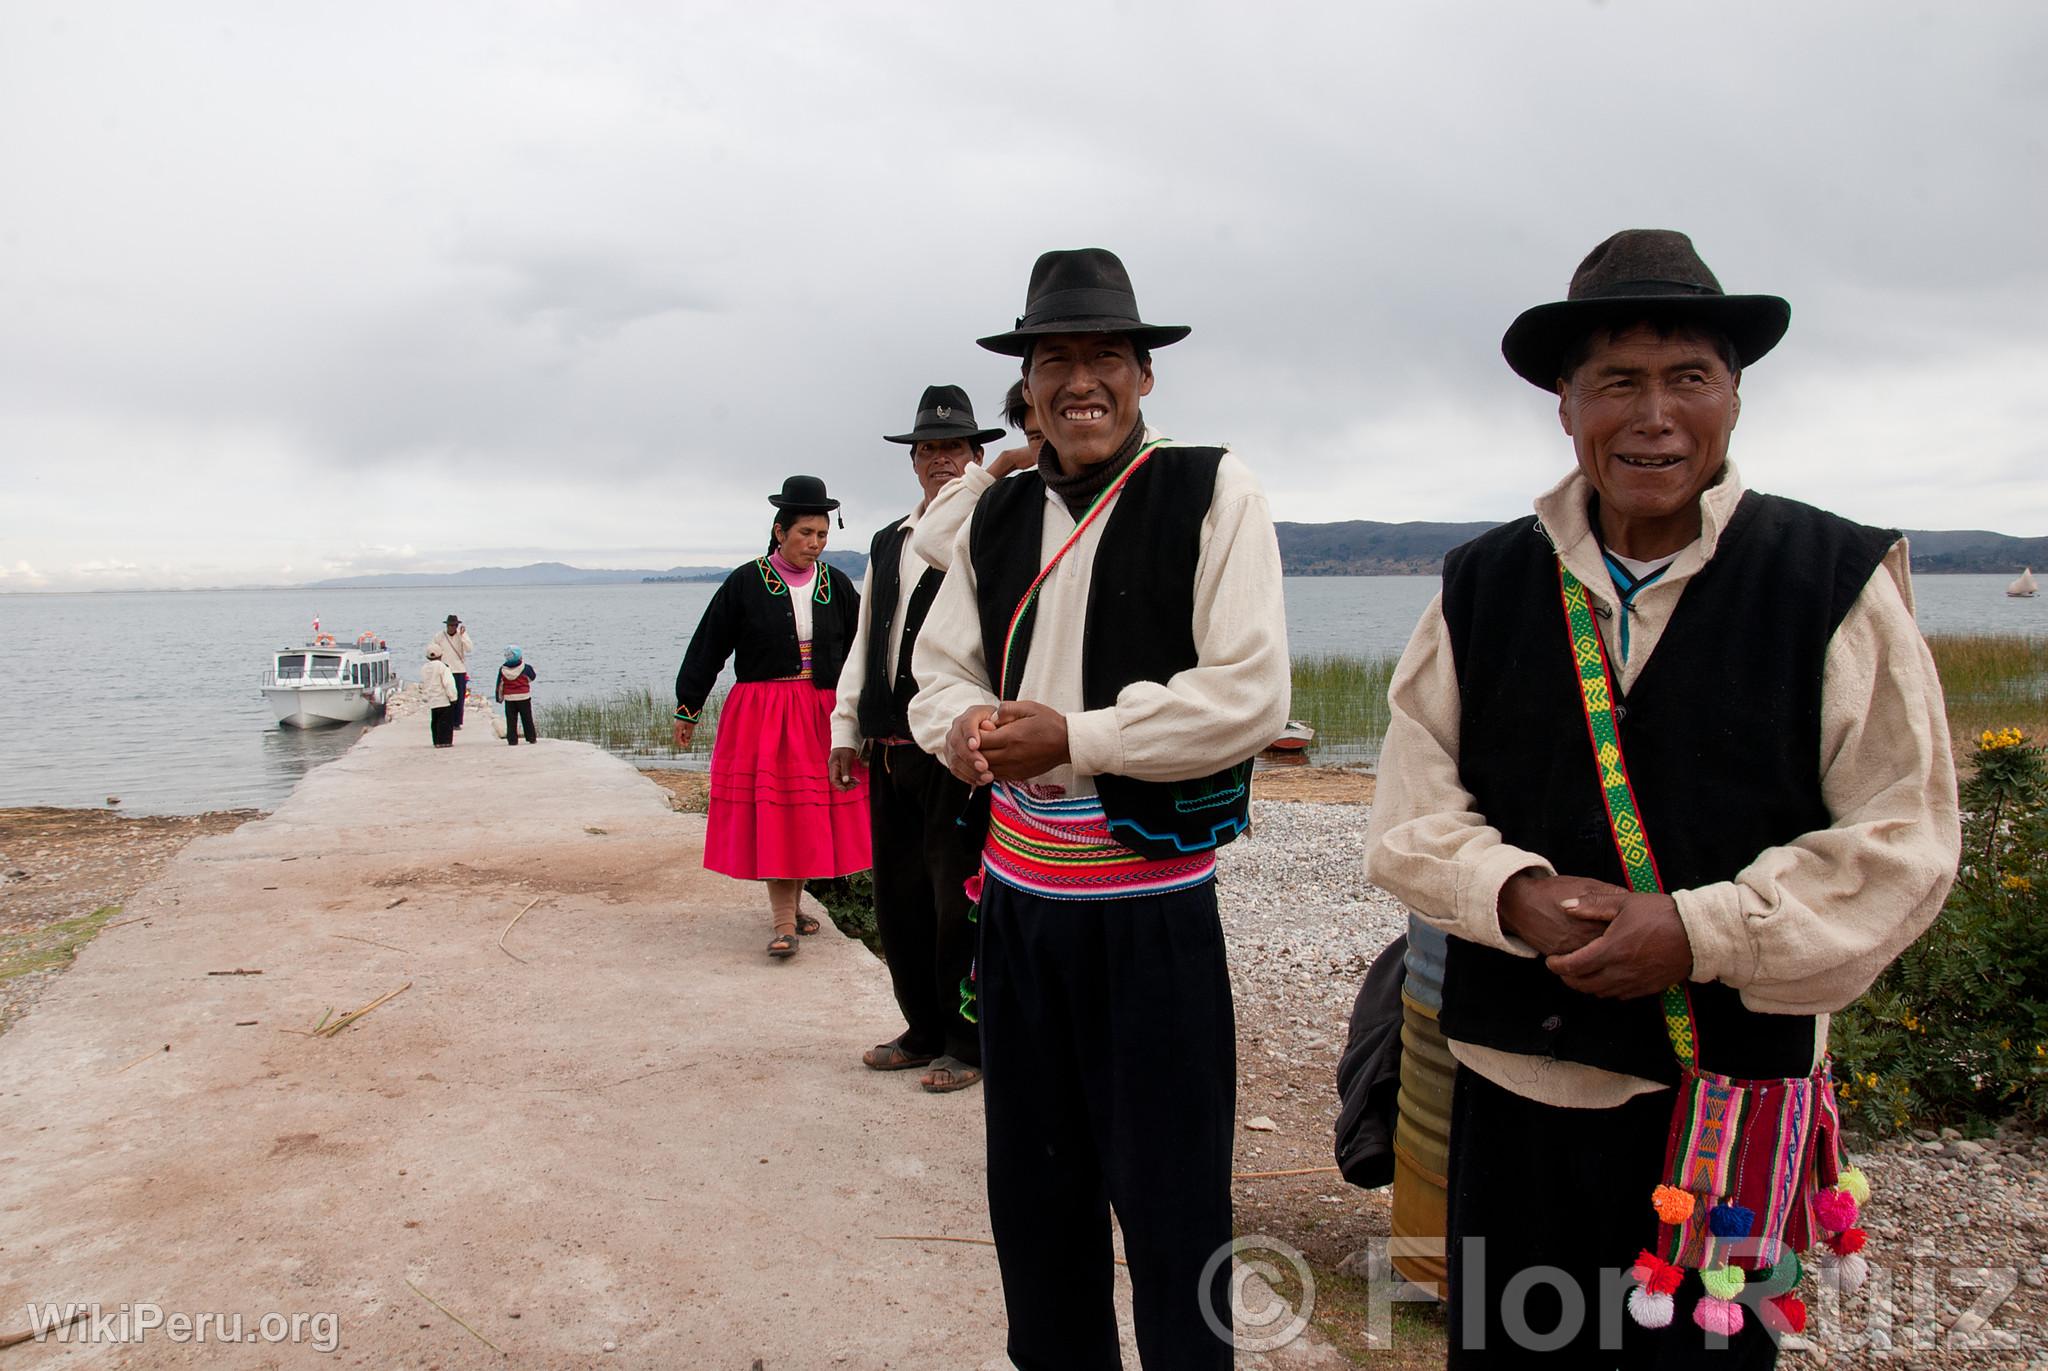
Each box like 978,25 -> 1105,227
1557,561 -> 1697,1069
996,442 -> 1158,699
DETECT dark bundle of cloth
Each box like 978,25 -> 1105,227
1334,933 -> 1408,1189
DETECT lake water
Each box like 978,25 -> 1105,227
0,575 -> 2037,816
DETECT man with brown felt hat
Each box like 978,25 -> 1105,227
830,383 -> 1006,1095
1366,230 -> 1960,1365
911,248 -> 1291,1368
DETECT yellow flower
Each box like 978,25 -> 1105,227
2003,874 -> 2034,892
1900,1011 -> 1921,1032
1979,726 -> 2026,751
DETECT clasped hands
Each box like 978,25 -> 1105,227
1498,871 -> 1694,1001
943,701 -> 1068,786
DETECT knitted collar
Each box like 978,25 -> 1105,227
1038,413 -> 1147,518
768,549 -> 816,586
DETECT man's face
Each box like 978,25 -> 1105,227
1023,333 -> 1153,470
911,437 -> 980,504
1559,325 -> 1741,557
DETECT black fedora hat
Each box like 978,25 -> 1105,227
767,474 -> 840,514
977,247 -> 1191,357
1500,229 -> 1790,390
883,384 -> 1007,446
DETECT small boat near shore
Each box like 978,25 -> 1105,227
2009,568 -> 2038,598
262,626 -> 398,729
1263,720 -> 1316,754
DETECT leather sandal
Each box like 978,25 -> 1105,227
919,1056 -> 983,1093
767,933 -> 798,958
794,911 -> 821,936
862,1037 -> 937,1071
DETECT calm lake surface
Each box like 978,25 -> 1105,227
0,575 -> 2037,816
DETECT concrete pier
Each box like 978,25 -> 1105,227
0,721 -> 1016,1367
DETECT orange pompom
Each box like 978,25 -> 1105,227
1651,1185 -> 1696,1225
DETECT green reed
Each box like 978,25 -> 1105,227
538,684 -> 724,759
1926,633 -> 2048,742
1287,652 -> 1400,760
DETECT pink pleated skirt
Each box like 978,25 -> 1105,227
702,678 -> 871,881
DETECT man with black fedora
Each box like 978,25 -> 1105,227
1366,230 -> 1959,1364
910,248 -> 1291,1369
829,384 -> 1005,1093
428,613 -> 474,728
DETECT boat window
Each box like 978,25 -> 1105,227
310,655 -> 343,680
276,653 -> 307,677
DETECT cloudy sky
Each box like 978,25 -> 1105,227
3,1 -> 2043,591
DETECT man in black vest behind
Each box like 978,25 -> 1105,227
911,248 -> 1291,1369
1365,230 -> 1960,1367
829,384 -> 1005,1094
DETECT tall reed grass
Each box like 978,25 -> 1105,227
538,685 -> 723,759
1287,652 -> 1400,760
1926,633 -> 2048,743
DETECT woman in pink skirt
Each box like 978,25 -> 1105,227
673,476 -> 871,957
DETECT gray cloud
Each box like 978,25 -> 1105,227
1,0 -> 2043,590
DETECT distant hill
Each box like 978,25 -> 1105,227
1274,521 -> 2048,577
300,524 -> 2042,589
1896,530 -> 2048,575
306,554 -> 868,589
1275,520 -> 1499,575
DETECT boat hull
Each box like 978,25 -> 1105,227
265,686 -> 378,729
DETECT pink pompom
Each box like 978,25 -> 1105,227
1628,1286 -> 1675,1329
1693,1296 -> 1746,1337
1813,1188 -> 1859,1233
963,869 -> 985,903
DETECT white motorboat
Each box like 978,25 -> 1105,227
262,626 -> 398,728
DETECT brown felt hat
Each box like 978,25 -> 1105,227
1501,229 -> 1790,389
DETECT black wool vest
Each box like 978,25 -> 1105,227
855,518 -> 944,741
1438,491 -> 1897,1083
967,448 -> 1253,862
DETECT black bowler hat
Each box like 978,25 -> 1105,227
884,384 -> 1007,446
1500,229 -> 1790,390
767,474 -> 840,515
976,247 -> 1191,357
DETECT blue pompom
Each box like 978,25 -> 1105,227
1708,1202 -> 1756,1239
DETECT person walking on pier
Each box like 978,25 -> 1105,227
675,477 -> 871,958
911,247 -> 1291,1368
422,646 -> 459,748
830,384 -> 1006,1094
495,646 -> 538,745
429,614 -> 475,730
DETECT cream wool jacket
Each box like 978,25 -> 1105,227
428,629 -> 474,675
829,489 -> 953,754
909,435 -> 1292,796
1363,464 -> 1961,1107
422,658 -> 459,705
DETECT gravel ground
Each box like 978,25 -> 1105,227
1213,800 -> 2048,1368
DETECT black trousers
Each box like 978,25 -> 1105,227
1447,1068 -> 1780,1369
452,673 -> 468,727
503,699 -> 536,744
429,705 -> 456,747
980,877 -> 1235,1370
869,743 -> 981,1064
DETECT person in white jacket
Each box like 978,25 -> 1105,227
422,647 -> 460,748
428,614 -> 475,729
